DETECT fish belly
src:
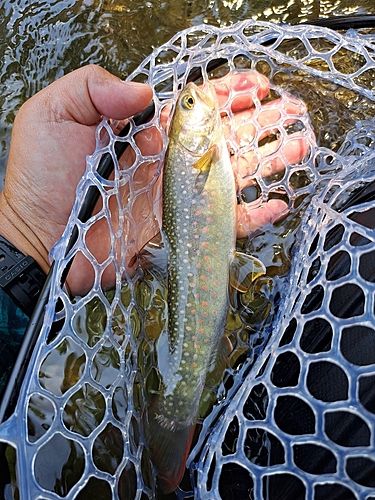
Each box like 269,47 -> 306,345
160,140 -> 236,429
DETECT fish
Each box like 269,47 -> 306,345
145,81 -> 266,493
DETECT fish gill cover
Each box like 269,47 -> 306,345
1,19 -> 375,500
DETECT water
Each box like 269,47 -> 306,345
1,0 -> 375,189
1,3 -> 375,499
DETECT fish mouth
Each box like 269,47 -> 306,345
191,81 -> 216,109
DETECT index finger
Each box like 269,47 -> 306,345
212,70 -> 270,113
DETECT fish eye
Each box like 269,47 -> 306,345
181,94 -> 195,110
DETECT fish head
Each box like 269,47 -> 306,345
170,81 -> 222,155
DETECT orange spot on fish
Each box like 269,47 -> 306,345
197,263 -> 202,269
195,293 -> 199,298
209,321 -> 214,326
217,262 -> 221,267
191,309 -> 196,315
211,291 -> 217,298
200,275 -> 207,281
202,227 -> 209,233
198,318 -> 203,325
199,328 -> 205,334
192,362 -> 197,367
202,301 -> 208,307
206,217 -> 213,222
195,344 -> 201,350
213,248 -> 217,253
212,311 -> 217,315
204,256 -> 209,261
214,281 -> 219,286
189,282 -> 194,287
196,250 -> 200,255
203,312 -> 208,317
206,266 -> 212,272
196,210 -> 202,215
202,285 -> 208,291
192,336 -> 197,341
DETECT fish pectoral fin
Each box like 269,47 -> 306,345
192,144 -> 219,172
206,333 -> 233,386
229,251 -> 266,293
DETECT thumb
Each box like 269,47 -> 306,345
35,64 -> 153,126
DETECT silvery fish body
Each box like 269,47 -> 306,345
158,82 -> 236,426
147,81 -> 237,492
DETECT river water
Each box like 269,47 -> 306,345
1,0 -> 375,189
1,2 -> 375,498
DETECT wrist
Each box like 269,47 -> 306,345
0,234 -> 47,317
0,193 -> 50,275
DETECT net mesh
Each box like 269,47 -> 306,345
190,137 -> 375,500
1,20 -> 375,500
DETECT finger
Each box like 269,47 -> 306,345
259,135 -> 311,178
119,125 -> 163,167
116,125 -> 163,272
160,71 -> 271,131
254,98 -> 307,132
234,134 -> 311,189
257,96 -> 307,120
212,70 -> 270,112
160,104 -> 172,131
225,96 -> 308,144
36,65 -> 153,126
237,198 -> 288,238
90,126 -> 162,217
223,109 -> 256,144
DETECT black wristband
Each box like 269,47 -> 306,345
0,235 -> 46,318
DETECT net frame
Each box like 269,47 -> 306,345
0,19 -> 374,500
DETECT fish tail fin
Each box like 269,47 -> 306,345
144,400 -> 196,494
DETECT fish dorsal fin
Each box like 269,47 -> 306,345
192,144 -> 219,172
229,251 -> 266,293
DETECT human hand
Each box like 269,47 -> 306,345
210,71 -> 312,238
158,71 -> 312,239
0,66 -> 311,298
0,65 -> 153,296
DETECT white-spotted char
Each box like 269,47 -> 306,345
146,81 -> 265,493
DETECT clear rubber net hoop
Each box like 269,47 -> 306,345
1,20 -> 375,500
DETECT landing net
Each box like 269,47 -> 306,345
1,20 -> 375,500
